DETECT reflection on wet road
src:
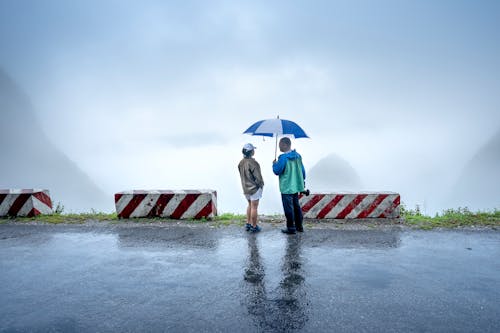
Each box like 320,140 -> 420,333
0,224 -> 499,332
244,235 -> 308,331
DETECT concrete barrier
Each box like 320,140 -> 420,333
115,190 -> 217,219
299,192 -> 400,219
0,189 -> 53,217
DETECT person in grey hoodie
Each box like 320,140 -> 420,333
238,143 -> 264,232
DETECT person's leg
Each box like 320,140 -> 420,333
250,199 -> 259,227
281,194 -> 296,232
246,199 -> 251,224
245,199 -> 252,230
292,193 -> 303,231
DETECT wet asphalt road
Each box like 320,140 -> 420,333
0,223 -> 499,333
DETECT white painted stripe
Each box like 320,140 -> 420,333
115,195 -> 134,214
303,195 -> 332,218
298,196 -> 308,206
324,195 -> 355,218
390,205 -> 401,218
181,194 -> 211,219
0,194 -> 20,215
346,194 -> 378,219
17,197 -> 34,216
130,193 -> 160,218
161,192 -> 187,217
32,196 -> 53,214
369,195 -> 398,218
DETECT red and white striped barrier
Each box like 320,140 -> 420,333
0,189 -> 53,217
115,190 -> 217,219
299,192 -> 400,219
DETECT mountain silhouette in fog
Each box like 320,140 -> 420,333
450,129 -> 500,210
0,69 -> 109,212
307,153 -> 362,191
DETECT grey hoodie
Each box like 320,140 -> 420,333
238,157 -> 264,195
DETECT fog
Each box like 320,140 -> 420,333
1,0 -> 499,214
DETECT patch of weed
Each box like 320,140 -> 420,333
401,205 -> 500,229
215,213 -> 246,221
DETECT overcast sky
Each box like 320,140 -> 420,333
1,0 -> 499,214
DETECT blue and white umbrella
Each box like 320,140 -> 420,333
243,116 -> 309,158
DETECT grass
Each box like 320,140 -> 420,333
214,213 -> 246,222
7,212 -> 118,224
2,206 -> 500,229
208,213 -> 247,227
2,211 -> 247,226
401,205 -> 500,229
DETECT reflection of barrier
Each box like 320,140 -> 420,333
299,192 -> 400,219
0,189 -> 53,217
115,190 -> 217,219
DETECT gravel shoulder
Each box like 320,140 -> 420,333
1,216 -> 498,232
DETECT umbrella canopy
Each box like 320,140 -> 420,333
243,118 -> 309,139
243,117 -> 309,159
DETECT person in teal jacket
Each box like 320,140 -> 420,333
272,137 -> 306,234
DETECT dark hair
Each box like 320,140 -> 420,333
279,137 -> 291,147
242,149 -> 253,158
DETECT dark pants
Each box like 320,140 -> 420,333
281,193 -> 303,231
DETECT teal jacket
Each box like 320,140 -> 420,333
272,150 -> 306,194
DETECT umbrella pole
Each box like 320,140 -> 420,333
274,135 -> 278,160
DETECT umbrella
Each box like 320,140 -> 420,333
243,116 -> 309,159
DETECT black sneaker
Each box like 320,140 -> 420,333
296,228 -> 304,232
281,228 -> 296,234
251,225 -> 262,233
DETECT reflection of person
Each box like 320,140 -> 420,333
277,235 -> 307,330
242,233 -> 308,331
243,235 -> 266,320
272,137 -> 306,234
238,143 -> 264,233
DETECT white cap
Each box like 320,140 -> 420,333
243,143 -> 256,151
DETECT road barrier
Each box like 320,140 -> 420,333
115,190 -> 217,219
299,192 -> 400,219
0,189 -> 53,217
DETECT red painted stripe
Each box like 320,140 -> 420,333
336,194 -> 368,219
27,208 -> 41,217
393,196 -> 401,217
379,196 -> 400,218
357,194 -> 389,218
119,194 -> 147,218
33,192 -> 53,209
317,195 -> 344,219
115,193 -> 123,203
171,194 -> 199,219
194,200 -> 214,219
0,194 -> 6,206
148,193 -> 174,217
8,194 -> 31,216
301,194 -> 325,213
